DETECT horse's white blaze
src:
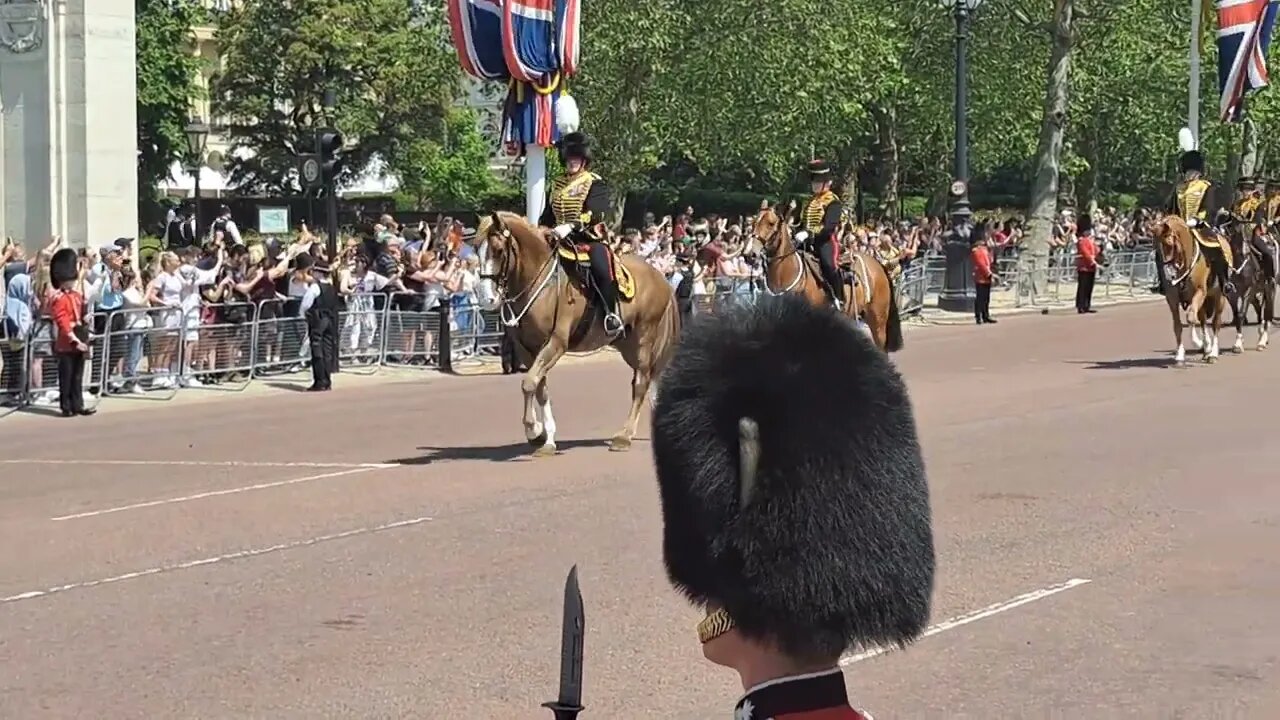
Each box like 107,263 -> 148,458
478,251 -> 502,310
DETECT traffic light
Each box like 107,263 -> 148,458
316,127 -> 344,180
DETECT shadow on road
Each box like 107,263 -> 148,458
386,438 -> 606,465
1066,355 -> 1175,370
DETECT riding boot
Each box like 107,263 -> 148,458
824,268 -> 846,308
598,281 -> 623,335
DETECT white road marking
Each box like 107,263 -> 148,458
1,459 -> 394,469
50,467 -> 385,521
1,515 -> 434,604
840,577 -> 1092,666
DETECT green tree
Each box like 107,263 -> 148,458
570,0 -> 687,214
391,108 -> 500,210
211,0 -> 462,195
135,0 -> 205,204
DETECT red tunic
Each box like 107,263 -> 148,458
733,669 -> 871,720
48,289 -> 86,353
970,245 -> 993,285
1076,234 -> 1098,272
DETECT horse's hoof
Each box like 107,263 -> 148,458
1232,346 -> 1244,354
526,432 -> 548,449
1204,356 -> 1217,364
608,437 -> 632,452
532,443 -> 557,458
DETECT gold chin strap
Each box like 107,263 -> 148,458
697,608 -> 735,644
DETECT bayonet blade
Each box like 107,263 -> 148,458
543,565 -> 585,717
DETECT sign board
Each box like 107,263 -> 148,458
258,206 -> 290,235
298,153 -> 323,189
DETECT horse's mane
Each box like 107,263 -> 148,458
494,211 -> 541,239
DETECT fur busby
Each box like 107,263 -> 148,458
558,132 -> 592,166
49,248 -> 78,287
1179,150 -> 1205,174
1077,214 -> 1094,235
806,158 -> 832,179
650,294 -> 935,661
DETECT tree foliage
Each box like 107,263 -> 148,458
135,0 -> 205,201
211,0 -> 459,195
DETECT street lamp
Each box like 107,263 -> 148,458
937,0 -> 982,313
184,117 -> 210,244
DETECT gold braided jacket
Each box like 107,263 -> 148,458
548,171 -> 600,227
802,190 -> 838,234
1175,177 -> 1213,222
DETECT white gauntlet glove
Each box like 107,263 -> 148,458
794,230 -> 811,244
552,224 -> 575,239
1186,217 -> 1199,228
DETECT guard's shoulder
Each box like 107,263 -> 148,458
588,172 -> 604,183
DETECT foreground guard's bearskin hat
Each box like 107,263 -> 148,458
1076,214 -> 1093,235
806,158 -> 832,179
651,295 -> 935,661
50,248 -> 78,287
558,131 -> 592,166
1179,150 -> 1205,174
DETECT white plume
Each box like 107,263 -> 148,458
555,95 -> 580,135
1178,127 -> 1196,152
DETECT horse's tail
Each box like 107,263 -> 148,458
884,268 -> 904,353
652,291 -> 683,377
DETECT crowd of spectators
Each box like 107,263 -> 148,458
1,202 -> 1156,408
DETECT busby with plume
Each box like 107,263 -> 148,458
557,132 -> 592,166
50,248 -> 78,288
1177,127 -> 1204,175
650,294 -> 935,661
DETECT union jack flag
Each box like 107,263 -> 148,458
1216,0 -> 1280,121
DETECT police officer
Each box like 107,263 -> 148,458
539,132 -> 622,336
299,256 -> 340,392
650,294 -> 935,718
793,159 -> 846,309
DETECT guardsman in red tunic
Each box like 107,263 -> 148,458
651,294 -> 935,720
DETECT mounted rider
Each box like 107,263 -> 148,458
794,159 -> 847,309
540,131 -> 623,336
1165,147 -> 1234,293
1224,176 -> 1277,281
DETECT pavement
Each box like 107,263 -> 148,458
1,302 -> 1278,718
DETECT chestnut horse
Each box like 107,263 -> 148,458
1155,216 -> 1229,365
478,212 -> 681,456
752,202 -> 903,352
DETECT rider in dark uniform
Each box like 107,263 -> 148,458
1160,148 -> 1233,293
650,295 -> 935,719
539,132 -> 622,336
794,159 -> 846,309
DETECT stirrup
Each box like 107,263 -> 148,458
604,311 -> 624,335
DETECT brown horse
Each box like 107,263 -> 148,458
752,202 -> 903,352
478,212 -> 681,456
1155,216 -> 1229,365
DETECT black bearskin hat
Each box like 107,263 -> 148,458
650,295 -> 935,661
50,248 -> 78,287
806,158 -> 832,180
1179,150 -> 1205,174
558,132 -> 592,166
1076,214 -> 1093,235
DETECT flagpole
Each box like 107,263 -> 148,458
1189,0 -> 1202,147
527,145 -> 547,224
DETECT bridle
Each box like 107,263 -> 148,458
480,226 -> 561,327
756,209 -> 807,294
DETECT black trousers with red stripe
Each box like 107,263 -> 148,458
813,236 -> 843,298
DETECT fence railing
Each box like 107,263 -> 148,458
0,294 -> 505,414
0,253 -> 1155,414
